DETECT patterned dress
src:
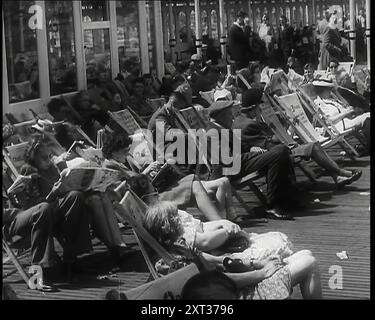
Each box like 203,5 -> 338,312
178,210 -> 294,299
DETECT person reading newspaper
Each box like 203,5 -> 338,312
11,137 -> 132,270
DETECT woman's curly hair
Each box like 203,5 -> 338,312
143,201 -> 182,248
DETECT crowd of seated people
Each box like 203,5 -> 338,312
2,51 -> 369,298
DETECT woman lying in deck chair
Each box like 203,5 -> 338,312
17,137 -> 131,268
101,129 -> 242,222
310,82 -> 370,138
143,201 -> 322,300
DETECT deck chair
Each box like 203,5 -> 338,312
338,61 -> 355,78
2,230 -> 33,290
3,142 -> 30,180
259,97 -> 317,182
274,92 -> 358,159
108,109 -> 143,136
297,85 -> 361,157
112,183 -> 191,280
173,106 -> 266,212
108,108 -> 154,165
122,263 -> 199,300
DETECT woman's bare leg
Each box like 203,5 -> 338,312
201,178 -> 234,218
285,250 -> 322,299
310,144 -> 352,183
192,180 -> 222,220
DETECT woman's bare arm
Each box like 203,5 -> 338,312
225,270 -> 265,288
195,228 -> 230,251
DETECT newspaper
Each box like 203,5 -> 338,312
46,167 -> 123,200
266,70 -> 290,95
78,147 -> 104,165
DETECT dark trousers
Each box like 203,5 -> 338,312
54,191 -> 92,263
8,191 -> 92,267
8,202 -> 56,268
231,144 -> 296,207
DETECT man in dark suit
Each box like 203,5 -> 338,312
228,11 -> 251,70
276,15 -> 294,65
206,99 -> 295,220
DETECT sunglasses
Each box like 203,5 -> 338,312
329,65 -> 338,69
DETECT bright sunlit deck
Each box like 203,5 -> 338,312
3,143 -> 370,300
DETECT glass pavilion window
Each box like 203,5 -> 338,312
4,0 -> 40,103
45,1 -> 77,95
116,1 -> 141,73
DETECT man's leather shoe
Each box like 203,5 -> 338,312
337,170 -> 362,188
265,208 -> 293,220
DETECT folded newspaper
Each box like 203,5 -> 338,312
46,167 -> 123,200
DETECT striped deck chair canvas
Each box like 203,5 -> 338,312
274,93 -> 330,144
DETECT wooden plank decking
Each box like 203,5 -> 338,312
3,149 -> 370,300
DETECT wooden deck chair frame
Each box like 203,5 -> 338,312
173,106 -> 266,212
2,185 -> 32,283
272,92 -> 358,160
122,263 -> 200,300
2,235 -> 33,290
236,70 -> 252,90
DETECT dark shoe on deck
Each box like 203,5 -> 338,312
336,170 -> 362,188
265,207 -> 294,220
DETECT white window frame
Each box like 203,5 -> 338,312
3,1 -> 81,120
3,0 -> 165,120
